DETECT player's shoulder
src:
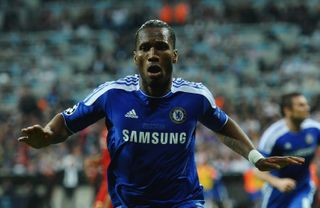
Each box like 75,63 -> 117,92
172,77 -> 216,105
262,119 -> 289,137
172,77 -> 204,88
109,74 -> 139,88
97,74 -> 139,91
83,75 -> 139,105
259,119 -> 289,148
302,118 -> 320,130
172,77 -> 211,95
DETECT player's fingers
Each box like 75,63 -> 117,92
286,183 -> 296,192
268,156 -> 304,166
280,157 -> 300,165
290,183 -> 296,189
21,125 -> 43,136
288,156 -> 305,164
21,126 -> 34,137
21,128 -> 30,133
22,125 -> 42,132
21,128 -> 35,138
280,157 -> 304,166
18,136 -> 28,142
263,158 -> 284,167
285,186 -> 292,192
21,126 -> 35,134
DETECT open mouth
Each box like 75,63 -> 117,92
147,65 -> 162,77
148,65 -> 161,73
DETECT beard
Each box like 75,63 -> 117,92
291,116 -> 306,127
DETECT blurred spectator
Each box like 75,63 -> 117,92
1,0 -> 320,207
60,146 -> 82,208
159,1 -> 174,24
18,85 -> 42,123
174,2 -> 189,25
243,168 -> 264,208
197,146 -> 217,207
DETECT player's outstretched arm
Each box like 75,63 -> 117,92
18,114 -> 71,149
217,118 -> 304,171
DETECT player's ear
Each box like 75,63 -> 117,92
133,50 -> 138,64
172,49 -> 178,64
283,107 -> 291,116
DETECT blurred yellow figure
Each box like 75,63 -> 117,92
197,163 -> 217,191
197,150 -> 217,207
243,168 -> 264,207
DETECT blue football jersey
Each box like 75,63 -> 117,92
61,74 -> 228,207
258,119 -> 320,208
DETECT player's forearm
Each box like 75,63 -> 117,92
217,118 -> 255,159
253,169 -> 279,187
44,113 -> 71,144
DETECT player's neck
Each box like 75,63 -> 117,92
140,79 -> 172,97
141,85 -> 171,97
285,118 -> 302,132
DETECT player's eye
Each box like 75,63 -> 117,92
139,44 -> 151,52
155,42 -> 169,50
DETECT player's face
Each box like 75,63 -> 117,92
287,95 -> 310,122
134,27 -> 177,91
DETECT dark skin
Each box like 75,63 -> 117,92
18,26 -> 304,172
134,27 -> 177,97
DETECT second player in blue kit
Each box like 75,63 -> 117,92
255,92 -> 320,208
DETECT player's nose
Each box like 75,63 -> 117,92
148,48 -> 159,62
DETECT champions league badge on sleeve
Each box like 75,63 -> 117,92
170,107 -> 187,124
64,104 -> 79,115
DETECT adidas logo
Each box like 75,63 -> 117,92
125,109 -> 139,119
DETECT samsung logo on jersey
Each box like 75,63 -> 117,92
122,129 -> 186,144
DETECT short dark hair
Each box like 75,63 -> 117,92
280,92 -> 303,116
135,19 -> 176,48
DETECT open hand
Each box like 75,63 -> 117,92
255,156 -> 305,171
18,125 -> 52,149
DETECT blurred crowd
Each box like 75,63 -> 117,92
1,0 -> 320,205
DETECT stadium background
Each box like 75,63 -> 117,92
1,0 -> 320,207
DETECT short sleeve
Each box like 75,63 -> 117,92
61,93 -> 106,133
198,87 -> 228,131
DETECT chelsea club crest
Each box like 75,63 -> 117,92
170,107 -> 187,124
305,134 -> 314,144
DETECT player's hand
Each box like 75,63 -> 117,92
255,156 -> 305,171
274,178 -> 296,192
18,125 -> 52,149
